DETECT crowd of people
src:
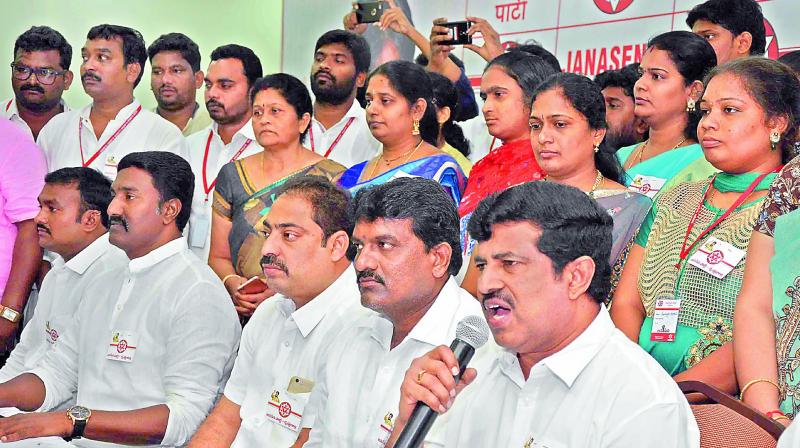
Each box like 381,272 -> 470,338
0,0 -> 800,446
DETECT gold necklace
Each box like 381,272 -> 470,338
544,169 -> 604,198
368,139 -> 424,179
633,136 -> 687,167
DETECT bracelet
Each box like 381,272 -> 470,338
740,378 -> 780,400
766,410 -> 790,422
221,274 -> 240,288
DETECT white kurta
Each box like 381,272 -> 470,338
303,100 -> 380,169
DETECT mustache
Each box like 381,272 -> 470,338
356,269 -> 385,285
21,84 -> 45,94
82,72 -> 101,82
206,99 -> 224,110
480,289 -> 515,308
260,254 -> 289,274
108,215 -> 129,231
313,70 -> 336,83
36,224 -> 51,235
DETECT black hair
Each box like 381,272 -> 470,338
14,26 -> 72,70
686,0 -> 766,56
367,60 -> 439,146
646,31 -> 717,141
249,73 -> 313,141
778,51 -> 800,75
414,53 -> 466,70
86,24 -> 147,87
314,30 -> 371,75
703,57 -> 800,163
275,175 -> 353,246
44,167 -> 113,228
427,72 -> 470,157
594,63 -> 640,99
509,43 -> 561,72
352,177 -> 462,276
533,73 -> 625,183
468,181 -> 613,303
485,51 -> 559,109
117,151 -> 194,232
210,44 -> 263,88
147,32 -> 201,72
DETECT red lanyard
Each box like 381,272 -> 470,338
5,99 -> 12,113
676,169 -> 779,268
309,117 -> 355,158
202,129 -> 252,201
489,137 -> 497,153
78,105 -> 142,167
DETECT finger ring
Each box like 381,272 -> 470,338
416,369 -> 426,384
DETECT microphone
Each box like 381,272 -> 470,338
394,315 -> 490,448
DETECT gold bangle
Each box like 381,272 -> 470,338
221,274 -> 239,288
740,378 -> 780,401
774,415 -> 791,422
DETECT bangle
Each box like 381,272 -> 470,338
221,274 -> 239,288
767,410 -> 789,421
740,378 -> 780,400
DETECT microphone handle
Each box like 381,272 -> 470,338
393,339 -> 476,448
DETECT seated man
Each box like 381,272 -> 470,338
0,167 -> 127,416
189,175 -> 364,447
0,151 -> 241,447
389,182 -> 699,447
304,177 -> 487,447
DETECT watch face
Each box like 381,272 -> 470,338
1,308 -> 14,320
69,406 -> 91,420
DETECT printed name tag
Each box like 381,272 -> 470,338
688,236 -> 745,279
189,215 -> 210,248
373,411 -> 396,446
265,389 -> 305,433
103,155 -> 119,179
629,174 -> 666,199
106,330 -> 138,362
650,298 -> 681,342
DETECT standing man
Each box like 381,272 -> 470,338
594,63 -> 648,152
687,0 -> 766,65
304,177 -> 485,447
0,167 -> 127,416
148,32 -> 211,136
389,182 -> 698,447
186,44 -> 263,260
0,152 -> 241,446
37,24 -> 187,179
4,26 -> 73,141
190,176 -> 364,447
305,30 -> 379,168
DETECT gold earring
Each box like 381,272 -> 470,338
593,144 -> 600,153
770,131 -> 781,151
686,98 -> 696,113
412,119 -> 420,136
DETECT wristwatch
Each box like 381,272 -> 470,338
65,405 -> 91,441
0,305 -> 21,323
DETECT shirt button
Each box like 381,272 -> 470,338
283,341 -> 290,348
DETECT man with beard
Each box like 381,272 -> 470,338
594,64 -> 648,152
148,33 -> 211,136
189,175 -> 364,447
304,30 -> 379,168
0,167 -> 127,416
3,26 -> 73,141
388,182 -> 698,447
303,177 -> 486,447
0,151 -> 241,447
36,24 -> 187,180
185,44 -> 263,260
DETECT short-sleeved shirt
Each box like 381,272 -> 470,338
0,117 -> 47,296
756,155 -> 800,237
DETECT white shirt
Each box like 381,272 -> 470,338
185,120 -> 262,261
303,100 -> 380,168
225,266 -> 367,447
778,416 -> 800,447
442,306 -> 700,448
305,277 -> 486,447
2,97 -> 70,141
36,100 -> 189,179
0,234 -> 127,416
29,237 -> 242,448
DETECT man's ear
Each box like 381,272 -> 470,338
327,230 -> 351,262
80,209 -> 103,233
429,242 -> 453,279
160,198 -> 181,225
565,256 -> 595,301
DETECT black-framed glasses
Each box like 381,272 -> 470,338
10,62 -> 67,85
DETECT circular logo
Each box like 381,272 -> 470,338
117,339 -> 128,353
278,401 -> 292,418
49,329 -> 59,342
707,250 -> 724,265
594,0 -> 634,14
640,183 -> 651,194
764,18 -> 779,60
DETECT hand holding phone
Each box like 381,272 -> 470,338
439,20 -> 474,46
356,1 -> 385,24
237,276 -> 268,295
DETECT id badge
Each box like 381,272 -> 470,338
189,215 -> 210,248
265,388 -> 306,433
106,330 -> 138,362
103,155 -> 119,179
688,236 -> 745,279
650,298 -> 681,342
629,174 -> 666,198
373,411 -> 396,446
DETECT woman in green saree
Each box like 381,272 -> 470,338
209,74 -> 345,318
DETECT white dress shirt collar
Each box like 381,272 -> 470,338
79,99 -> 141,123
61,233 -> 116,275
312,99 -> 364,131
287,266 -> 357,338
128,236 -> 187,273
211,118 -> 256,142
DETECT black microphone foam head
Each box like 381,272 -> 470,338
456,315 -> 490,349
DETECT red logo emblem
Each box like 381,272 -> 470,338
117,339 -> 128,353
49,329 -> 59,342
640,183 -> 651,194
764,18 -> 779,60
707,250 -> 724,265
278,401 -> 292,418
594,0 -> 634,14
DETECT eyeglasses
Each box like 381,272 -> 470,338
10,62 -> 67,85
